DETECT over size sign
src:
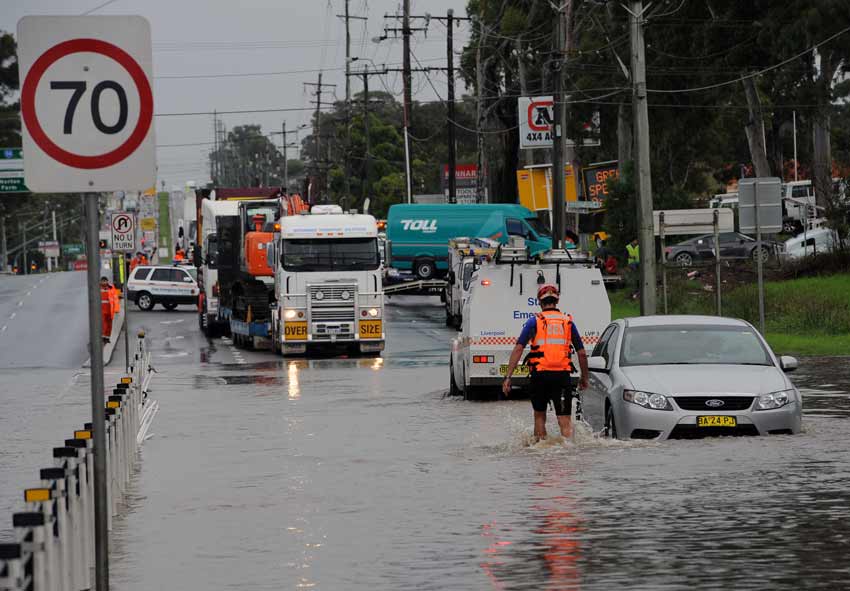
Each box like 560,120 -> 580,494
17,16 -> 156,193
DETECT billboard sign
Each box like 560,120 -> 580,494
518,96 -> 601,150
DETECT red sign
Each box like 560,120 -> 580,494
21,38 -> 154,170
527,99 -> 554,132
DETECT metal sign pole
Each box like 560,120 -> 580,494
754,182 -> 766,334
714,209 -> 721,316
122,256 -> 130,371
659,212 -> 667,314
84,193 -> 109,590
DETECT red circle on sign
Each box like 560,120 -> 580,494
21,38 -> 153,170
112,214 -> 132,232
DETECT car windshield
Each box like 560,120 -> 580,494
620,324 -> 772,367
525,217 -> 551,238
281,238 -> 380,271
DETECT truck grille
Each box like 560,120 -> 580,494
310,285 -> 356,304
311,308 -> 356,322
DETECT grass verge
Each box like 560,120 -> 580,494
607,273 -> 850,356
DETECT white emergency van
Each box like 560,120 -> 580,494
269,210 -> 385,356
444,237 -> 499,328
127,265 -> 199,311
197,199 -> 240,336
450,239 -> 610,399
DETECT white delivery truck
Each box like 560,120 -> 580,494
269,209 -> 385,356
444,237 -> 499,328
197,199 -> 240,336
450,239 -> 610,399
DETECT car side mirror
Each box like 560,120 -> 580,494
588,356 -> 608,372
779,355 -> 798,373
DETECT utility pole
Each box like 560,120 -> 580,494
337,3 -> 367,203
211,110 -> 217,184
283,121 -> 289,192
551,4 -> 566,250
1,216 -> 6,273
21,220 -> 27,275
402,0 -> 413,204
446,9 -> 457,204
362,70 -> 371,204
304,74 -> 336,203
629,1 -> 657,315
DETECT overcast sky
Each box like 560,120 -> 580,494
1,0 -> 470,189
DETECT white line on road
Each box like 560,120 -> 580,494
9,312 -> 15,320
160,319 -> 185,325
1,325 -> 6,332
17,301 -> 23,307
26,291 -> 32,296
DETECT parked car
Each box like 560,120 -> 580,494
665,232 -> 776,266
782,227 -> 838,260
581,315 -> 802,440
127,265 -> 199,311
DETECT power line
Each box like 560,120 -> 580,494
81,0 -> 121,15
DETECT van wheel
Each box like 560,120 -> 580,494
449,359 -> 461,396
413,259 -> 436,280
137,292 -> 154,311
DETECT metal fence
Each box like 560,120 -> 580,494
0,331 -> 159,591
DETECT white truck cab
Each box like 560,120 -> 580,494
197,199 -> 240,336
450,239 -> 611,399
270,211 -> 385,356
444,237 -> 499,328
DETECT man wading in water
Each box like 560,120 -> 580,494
502,284 -> 589,441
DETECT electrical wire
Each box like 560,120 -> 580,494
646,23 -> 850,94
81,0 -> 120,15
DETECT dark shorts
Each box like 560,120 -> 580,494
529,371 -> 574,416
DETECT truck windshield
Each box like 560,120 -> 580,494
525,217 -> 551,238
282,238 -> 380,271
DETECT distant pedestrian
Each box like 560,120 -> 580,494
626,238 -> 640,300
501,284 -> 589,442
100,276 -> 114,343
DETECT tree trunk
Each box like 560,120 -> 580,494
812,112 -> 832,210
516,37 -> 532,167
742,76 -> 771,177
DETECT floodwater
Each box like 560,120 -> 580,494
2,293 -> 849,589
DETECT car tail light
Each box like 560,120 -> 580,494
473,355 -> 494,363
481,279 -> 491,287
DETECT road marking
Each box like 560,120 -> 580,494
17,301 -> 23,307
1,325 -> 6,332
9,313 -> 16,320
160,319 -> 185,325
26,291 -> 32,297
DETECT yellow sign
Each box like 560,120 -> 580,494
107,400 -> 120,409
516,165 -> 579,214
284,321 -> 308,340
697,415 -> 737,427
140,217 -> 157,231
25,488 -> 51,502
74,430 -> 92,440
121,377 -> 132,384
359,320 -> 383,339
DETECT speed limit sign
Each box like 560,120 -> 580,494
17,16 -> 156,192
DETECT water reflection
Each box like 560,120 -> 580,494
288,361 -> 300,400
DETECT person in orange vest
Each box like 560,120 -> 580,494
174,246 -> 185,262
501,284 -> 589,441
110,282 -> 121,318
100,276 -> 114,343
140,252 -> 149,265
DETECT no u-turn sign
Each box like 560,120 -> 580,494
17,16 -> 156,193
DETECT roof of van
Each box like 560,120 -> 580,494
387,203 -> 534,218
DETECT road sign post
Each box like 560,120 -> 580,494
18,16 -> 155,591
739,177 -> 781,335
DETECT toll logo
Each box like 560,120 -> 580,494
400,219 -> 438,233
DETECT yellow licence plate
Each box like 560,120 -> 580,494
697,415 -> 737,428
359,320 -> 383,339
499,364 -> 529,377
284,321 -> 307,340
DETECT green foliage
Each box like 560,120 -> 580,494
603,162 -> 635,259
0,31 -> 20,148
211,125 -> 286,188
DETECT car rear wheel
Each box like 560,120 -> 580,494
752,245 -> 771,263
674,252 -> 693,267
604,404 -> 618,439
136,292 -> 154,311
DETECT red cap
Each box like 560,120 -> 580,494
537,284 -> 559,300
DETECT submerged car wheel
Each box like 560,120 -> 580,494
137,292 -> 154,311
604,404 -> 618,439
674,252 -> 693,267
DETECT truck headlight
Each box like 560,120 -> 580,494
368,308 -> 379,317
755,389 -> 793,410
284,309 -> 297,320
623,390 -> 673,411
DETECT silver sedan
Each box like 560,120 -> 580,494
580,315 -> 802,440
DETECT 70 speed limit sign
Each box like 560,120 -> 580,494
17,16 -> 156,193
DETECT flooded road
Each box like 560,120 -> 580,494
2,291 -> 848,588
101,297 -> 850,590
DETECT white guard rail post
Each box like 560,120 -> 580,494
2,331 -> 158,591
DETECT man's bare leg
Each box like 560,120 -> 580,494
534,410 -> 548,441
557,415 -> 572,439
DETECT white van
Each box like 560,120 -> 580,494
782,228 -> 838,260
128,265 -> 199,311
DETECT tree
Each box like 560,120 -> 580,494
0,31 -> 19,148
211,125 -> 286,188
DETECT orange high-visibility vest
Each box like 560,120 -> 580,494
526,310 -> 573,372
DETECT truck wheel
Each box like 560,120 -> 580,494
137,292 -> 154,311
449,360 -> 461,396
413,259 -> 436,280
